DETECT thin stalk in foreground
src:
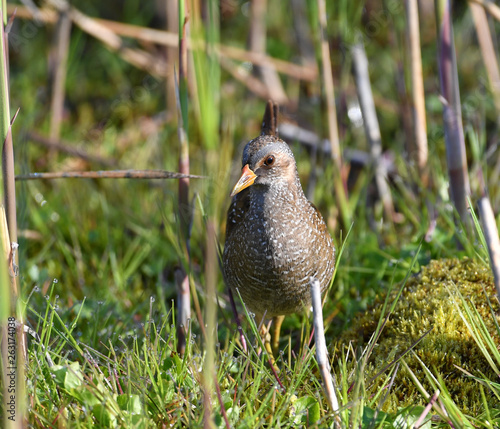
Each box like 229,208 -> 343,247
176,0 -> 191,357
476,196 -> 500,306
310,277 -> 340,423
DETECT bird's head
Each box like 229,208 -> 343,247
230,137 -> 298,197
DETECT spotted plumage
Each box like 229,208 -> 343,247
223,101 -> 335,320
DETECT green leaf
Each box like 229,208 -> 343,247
227,406 -> 240,423
117,394 -> 142,415
292,396 -> 321,426
51,361 -> 83,390
393,406 -> 430,429
71,388 -> 101,408
92,404 -> 118,427
362,406 -> 389,428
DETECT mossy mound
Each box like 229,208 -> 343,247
337,258 -> 500,415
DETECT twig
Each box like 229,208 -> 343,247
279,122 -> 396,171
8,3 -> 317,82
309,277 -> 340,422
219,56 -> 276,102
478,195 -> 500,301
214,377 -> 230,429
415,390 -> 440,429
247,0 -> 287,104
226,287 -> 248,354
15,169 -> 205,180
27,132 -> 118,167
45,0 -> 167,76
351,40 -> 400,223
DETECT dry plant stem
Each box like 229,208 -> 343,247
0,207 -> 24,429
317,0 -> 340,168
174,267 -> 190,355
415,390 -> 440,429
316,0 -> 350,227
280,122 -> 381,167
176,0 -> 190,357
478,196 -> 500,300
214,377 -> 230,429
0,10 -> 25,365
165,0 -> 178,115
15,169 -> 204,180
291,0 -> 316,70
309,277 -> 340,421
248,0 -> 287,104
219,56 -> 273,102
435,0 -> 471,229
49,9 -> 71,142
405,0 -> 428,183
27,132 -> 118,167
351,41 -> 398,223
469,2 -> 500,116
226,286 -> 247,353
45,0 -> 167,76
9,4 -> 316,82
469,0 -> 500,22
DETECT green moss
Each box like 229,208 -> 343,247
338,258 -> 500,415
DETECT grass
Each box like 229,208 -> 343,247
1,0 -> 500,427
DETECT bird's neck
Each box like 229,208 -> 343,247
250,177 -> 306,214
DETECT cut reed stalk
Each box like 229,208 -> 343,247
435,0 -> 471,231
405,0 -> 429,184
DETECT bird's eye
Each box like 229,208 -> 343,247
264,155 -> 275,166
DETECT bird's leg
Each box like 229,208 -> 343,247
272,315 -> 285,354
259,319 -> 273,357
256,315 -> 283,368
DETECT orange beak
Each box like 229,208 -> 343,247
230,164 -> 257,197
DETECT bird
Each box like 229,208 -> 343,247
223,101 -> 335,351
